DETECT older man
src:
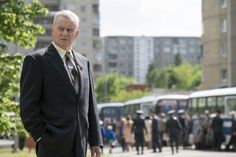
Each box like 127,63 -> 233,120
20,10 -> 102,157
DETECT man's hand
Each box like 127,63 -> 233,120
91,146 -> 102,157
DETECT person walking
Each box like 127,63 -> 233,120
211,110 -> 223,151
105,125 -> 117,154
20,10 -> 102,157
123,115 -> 134,151
166,110 -> 181,154
132,110 -> 147,155
151,111 -> 162,153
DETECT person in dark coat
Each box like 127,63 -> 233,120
132,110 -> 147,155
225,111 -> 236,151
151,111 -> 162,153
166,110 -> 181,154
211,110 -> 223,151
178,109 -> 187,147
20,10 -> 103,157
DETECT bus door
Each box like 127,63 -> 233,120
225,96 -> 236,114
223,96 -> 236,144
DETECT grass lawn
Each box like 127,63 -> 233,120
0,148 -> 36,157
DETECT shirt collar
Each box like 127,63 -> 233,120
52,42 -> 72,59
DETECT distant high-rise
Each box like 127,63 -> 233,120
134,37 -> 154,83
103,36 -> 201,83
202,0 -> 236,89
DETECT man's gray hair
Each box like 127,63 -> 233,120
53,10 -> 79,29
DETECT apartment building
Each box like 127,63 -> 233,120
103,36 -> 201,83
153,37 -> 201,68
134,36 -> 154,83
103,36 -> 134,78
202,0 -> 236,89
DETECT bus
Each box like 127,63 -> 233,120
188,87 -> 236,115
123,96 -> 158,118
154,94 -> 189,115
97,102 -> 124,124
188,87 -> 236,147
123,94 -> 189,118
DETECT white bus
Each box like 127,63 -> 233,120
188,87 -> 236,115
97,102 -> 124,123
123,94 -> 189,118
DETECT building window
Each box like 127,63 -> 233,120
220,43 -> 228,57
220,19 -> 227,33
80,5 -> 86,12
92,4 -> 99,14
108,62 -> 117,68
93,40 -> 101,49
221,69 -> 227,81
81,17 -> 87,23
93,28 -> 100,36
108,54 -> 117,59
220,0 -> 228,8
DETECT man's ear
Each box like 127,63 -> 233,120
75,29 -> 79,38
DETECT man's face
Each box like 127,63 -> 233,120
52,16 -> 78,50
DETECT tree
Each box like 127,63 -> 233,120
0,0 -> 48,137
0,54 -> 25,137
0,0 -> 48,50
146,63 -> 202,90
111,90 -> 148,102
174,52 -> 182,66
95,72 -> 147,103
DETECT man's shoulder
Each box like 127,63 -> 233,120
26,47 -> 48,58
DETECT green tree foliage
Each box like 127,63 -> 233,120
110,90 -> 148,102
174,52 -> 182,66
0,54 -> 26,137
95,72 -> 147,103
0,0 -> 48,49
0,0 -> 48,137
146,63 -> 202,90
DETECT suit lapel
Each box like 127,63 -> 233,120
72,50 -> 85,101
46,44 -> 77,97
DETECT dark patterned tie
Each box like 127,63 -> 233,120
65,52 -> 79,93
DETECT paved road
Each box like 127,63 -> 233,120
101,146 -> 236,157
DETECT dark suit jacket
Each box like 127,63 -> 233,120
20,44 -> 102,157
166,116 -> 181,136
152,117 -> 159,138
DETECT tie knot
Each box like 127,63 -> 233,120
65,51 -> 72,59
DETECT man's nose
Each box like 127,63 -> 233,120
62,30 -> 68,35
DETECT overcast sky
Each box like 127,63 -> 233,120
100,0 -> 202,37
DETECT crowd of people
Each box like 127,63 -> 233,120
99,109 -> 236,155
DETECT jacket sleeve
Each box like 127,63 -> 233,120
20,55 -> 45,141
87,61 -> 103,147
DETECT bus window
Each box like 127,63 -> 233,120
191,98 -> 198,114
178,100 -> 188,110
207,97 -> 217,113
198,98 -> 206,113
158,100 -> 178,114
226,97 -> 236,112
217,96 -> 224,112
124,103 -> 140,118
142,102 -> 155,116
